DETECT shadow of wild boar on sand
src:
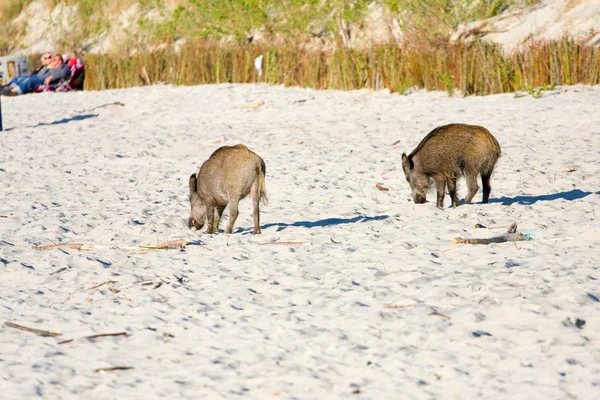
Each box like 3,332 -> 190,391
189,144 -> 267,234
402,123 -> 501,208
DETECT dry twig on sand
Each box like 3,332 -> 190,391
34,243 -> 94,251
375,184 -> 389,191
5,321 -> 61,337
49,267 -> 67,275
88,280 -> 119,290
452,223 -> 531,245
33,239 -> 191,252
235,100 -> 264,109
94,366 -> 134,374
90,101 -> 124,111
383,304 -> 413,309
429,311 -> 451,319
58,332 -> 128,345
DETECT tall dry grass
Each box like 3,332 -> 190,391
81,39 -> 600,95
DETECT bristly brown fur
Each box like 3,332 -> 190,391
402,123 -> 501,208
189,144 -> 267,234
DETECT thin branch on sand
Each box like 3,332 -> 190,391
4,321 -> 61,337
33,239 -> 192,252
94,366 -> 134,374
49,267 -> 67,275
383,304 -> 414,309
88,280 -> 119,290
34,243 -> 94,251
429,311 -> 451,319
58,332 -> 129,345
90,101 -> 124,111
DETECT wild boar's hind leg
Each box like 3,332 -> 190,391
226,197 -> 240,234
251,182 -> 261,235
463,171 -> 480,204
481,172 -> 493,203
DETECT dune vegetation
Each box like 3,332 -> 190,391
2,0 -> 598,94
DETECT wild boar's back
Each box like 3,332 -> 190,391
408,123 -> 500,176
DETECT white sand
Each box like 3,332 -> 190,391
1,83 -> 599,399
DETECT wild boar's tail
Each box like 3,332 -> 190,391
258,158 -> 268,205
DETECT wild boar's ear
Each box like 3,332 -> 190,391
401,153 -> 413,171
189,173 -> 197,192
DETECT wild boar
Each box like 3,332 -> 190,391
189,144 -> 267,234
401,123 -> 501,208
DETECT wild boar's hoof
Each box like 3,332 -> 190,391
253,228 -> 262,235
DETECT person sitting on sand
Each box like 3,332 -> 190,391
32,51 -> 54,76
1,54 -> 70,96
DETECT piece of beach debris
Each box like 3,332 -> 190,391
474,223 -> 487,228
88,280 -> 119,290
58,332 -> 129,345
258,241 -> 312,245
236,100 -> 264,109
94,366 -> 134,374
49,267 -> 67,275
563,317 -> 586,329
563,317 -> 585,329
90,101 -> 124,111
563,169 -> 576,173
383,304 -> 414,309
33,239 -> 191,252
34,243 -> 94,251
472,330 -> 492,337
375,184 -> 389,191
429,311 -> 451,319
452,222 -> 530,245
5,321 -> 61,337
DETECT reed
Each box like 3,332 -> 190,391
80,39 -> 600,96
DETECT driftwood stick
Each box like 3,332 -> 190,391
383,304 -> 414,309
59,332 -> 129,345
34,243 -> 94,251
429,311 -> 451,319
94,366 -> 134,374
49,267 -> 67,275
5,321 -> 61,337
88,280 -> 119,290
85,332 -> 128,340
453,222 -> 529,245
452,232 -> 527,245
34,239 -> 191,252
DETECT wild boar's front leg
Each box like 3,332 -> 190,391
206,203 -> 217,234
225,197 -> 240,234
434,177 -> 446,208
213,204 -> 226,233
447,178 -> 460,208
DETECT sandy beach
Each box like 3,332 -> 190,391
1,83 -> 599,399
